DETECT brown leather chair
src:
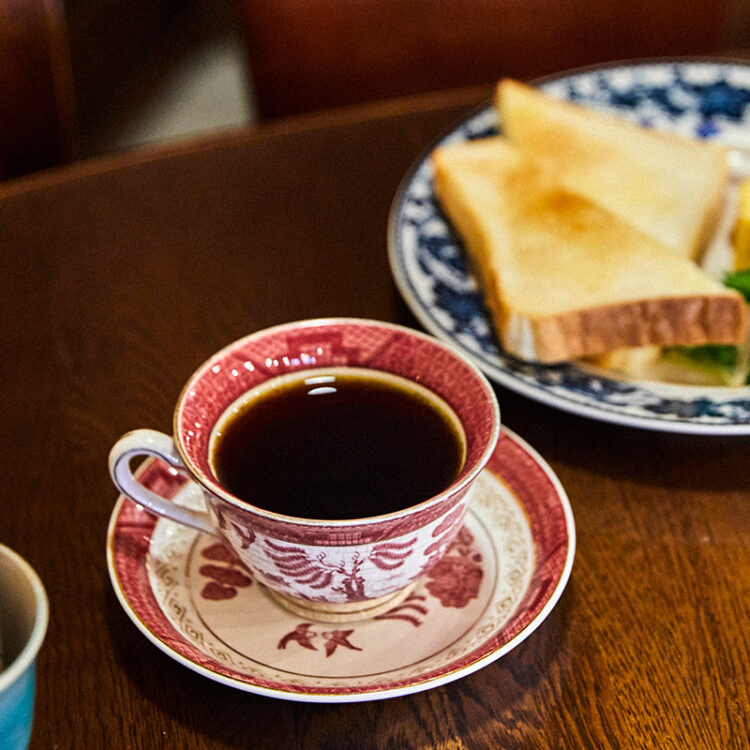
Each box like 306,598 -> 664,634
238,0 -> 739,121
0,0 -> 77,180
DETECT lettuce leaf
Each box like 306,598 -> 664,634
723,268 -> 750,302
661,270 -> 750,385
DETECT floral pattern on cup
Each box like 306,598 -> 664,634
423,527 -> 483,608
208,495 -> 473,605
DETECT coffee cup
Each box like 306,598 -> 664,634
109,318 -> 499,621
0,545 -> 49,750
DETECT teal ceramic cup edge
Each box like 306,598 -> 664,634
0,545 -> 49,750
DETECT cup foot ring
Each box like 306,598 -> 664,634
264,581 -> 420,623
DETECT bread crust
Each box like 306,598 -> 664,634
504,295 -> 747,363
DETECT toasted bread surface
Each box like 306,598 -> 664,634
432,137 -> 746,363
496,79 -> 728,260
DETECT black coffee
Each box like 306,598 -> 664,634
211,369 -> 465,520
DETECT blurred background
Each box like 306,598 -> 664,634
2,0 -> 750,181
74,0 -> 252,156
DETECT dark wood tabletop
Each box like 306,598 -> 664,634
1,83 -> 748,749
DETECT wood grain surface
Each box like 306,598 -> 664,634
0,85 -> 748,749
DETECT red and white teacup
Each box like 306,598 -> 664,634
109,318 -> 500,621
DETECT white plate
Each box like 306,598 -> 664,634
106,427 -> 574,703
388,59 -> 750,433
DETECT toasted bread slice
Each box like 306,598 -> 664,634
496,79 -> 728,260
432,137 -> 747,363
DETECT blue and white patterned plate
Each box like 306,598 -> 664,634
388,59 -> 750,434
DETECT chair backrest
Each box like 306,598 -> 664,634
238,0 -> 736,121
0,0 -> 76,180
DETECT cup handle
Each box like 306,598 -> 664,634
108,429 -> 217,535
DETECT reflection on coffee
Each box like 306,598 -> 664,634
211,368 -> 466,520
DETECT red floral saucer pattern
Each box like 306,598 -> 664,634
106,427 -> 575,702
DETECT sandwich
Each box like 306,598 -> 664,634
431,137 -> 747,363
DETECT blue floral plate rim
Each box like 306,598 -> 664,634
388,58 -> 750,435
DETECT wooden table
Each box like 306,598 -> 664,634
1,85 -> 748,749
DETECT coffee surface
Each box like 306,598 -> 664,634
211,370 -> 465,519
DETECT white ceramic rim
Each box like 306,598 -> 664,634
172,317 -> 501,525
0,544 -> 49,693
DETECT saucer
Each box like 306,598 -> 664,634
106,427 -> 575,702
